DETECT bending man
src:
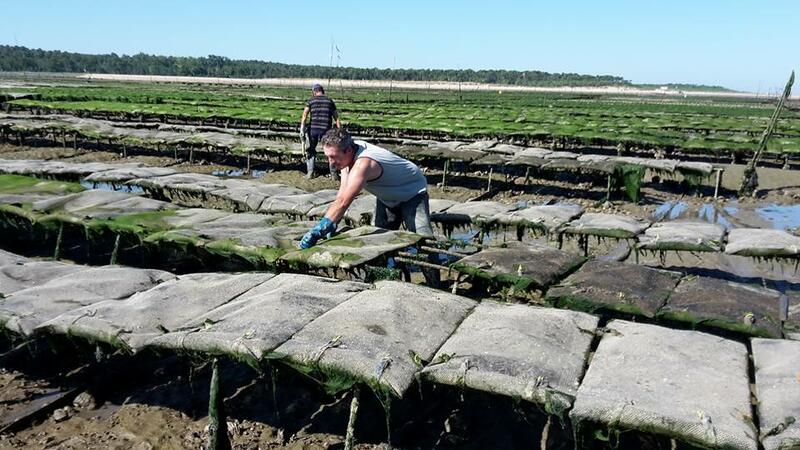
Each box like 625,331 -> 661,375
300,128 -> 434,248
299,83 -> 341,179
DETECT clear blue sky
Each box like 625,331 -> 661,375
3,1 -> 797,93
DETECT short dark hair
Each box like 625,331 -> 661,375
321,128 -> 354,152
312,83 -> 324,94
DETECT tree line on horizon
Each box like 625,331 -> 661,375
0,45 -> 632,87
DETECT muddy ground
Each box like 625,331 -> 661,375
0,341 -> 568,450
1,142 -> 799,449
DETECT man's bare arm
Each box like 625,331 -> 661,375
333,110 -> 341,128
336,166 -> 350,197
324,159 -> 374,223
300,106 -> 310,126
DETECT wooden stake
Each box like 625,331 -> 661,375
419,245 -> 467,258
394,256 -> 450,271
540,415 -> 552,450
110,234 -> 121,265
53,223 -> 63,260
739,71 -> 794,196
486,166 -> 493,192
207,358 -> 231,450
344,385 -> 361,450
713,168 -> 723,199
442,159 -> 449,189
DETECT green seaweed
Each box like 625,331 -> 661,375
270,352 -> 399,399
657,309 -> 777,338
362,265 -> 402,282
636,241 -> 720,253
449,263 -> 538,292
85,210 -> 178,235
205,238 -> 286,266
611,164 -> 645,202
0,174 -> 84,195
677,167 -> 712,189
546,292 -> 649,317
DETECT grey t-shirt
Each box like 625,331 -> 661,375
354,140 -> 427,207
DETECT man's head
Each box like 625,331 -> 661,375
312,83 -> 325,95
321,128 -> 356,171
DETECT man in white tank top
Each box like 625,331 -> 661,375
299,128 -> 433,249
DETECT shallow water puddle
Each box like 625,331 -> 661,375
80,180 -> 143,194
754,204 -> 800,230
652,200 -> 689,221
210,169 -> 266,178
696,203 -> 735,229
652,200 -> 800,231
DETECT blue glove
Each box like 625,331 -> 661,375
300,217 -> 337,249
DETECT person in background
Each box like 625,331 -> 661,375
299,83 -> 341,179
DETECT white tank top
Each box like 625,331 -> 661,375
353,140 -> 427,207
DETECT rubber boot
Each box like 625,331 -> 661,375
305,157 -> 315,179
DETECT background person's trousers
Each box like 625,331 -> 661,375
305,129 -> 337,178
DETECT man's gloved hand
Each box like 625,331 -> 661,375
299,124 -> 305,139
299,217 -> 337,249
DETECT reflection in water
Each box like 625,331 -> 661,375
80,180 -> 143,193
652,201 -> 688,221
654,199 -> 800,231
696,203 -> 733,230
211,169 -> 266,178
755,204 -> 800,230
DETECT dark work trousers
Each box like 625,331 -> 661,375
374,192 -> 440,286
305,129 -> 338,178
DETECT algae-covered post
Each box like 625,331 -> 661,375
207,357 -> 231,450
53,222 -> 63,260
739,71 -> 794,197
109,234 -> 120,265
344,385 -> 360,450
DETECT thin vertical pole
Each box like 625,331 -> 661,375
53,223 -> 64,260
110,234 -> 121,265
207,358 -> 231,450
713,168 -> 723,199
442,159 -> 449,189
344,385 -> 361,450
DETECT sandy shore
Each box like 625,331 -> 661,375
76,73 -> 786,99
